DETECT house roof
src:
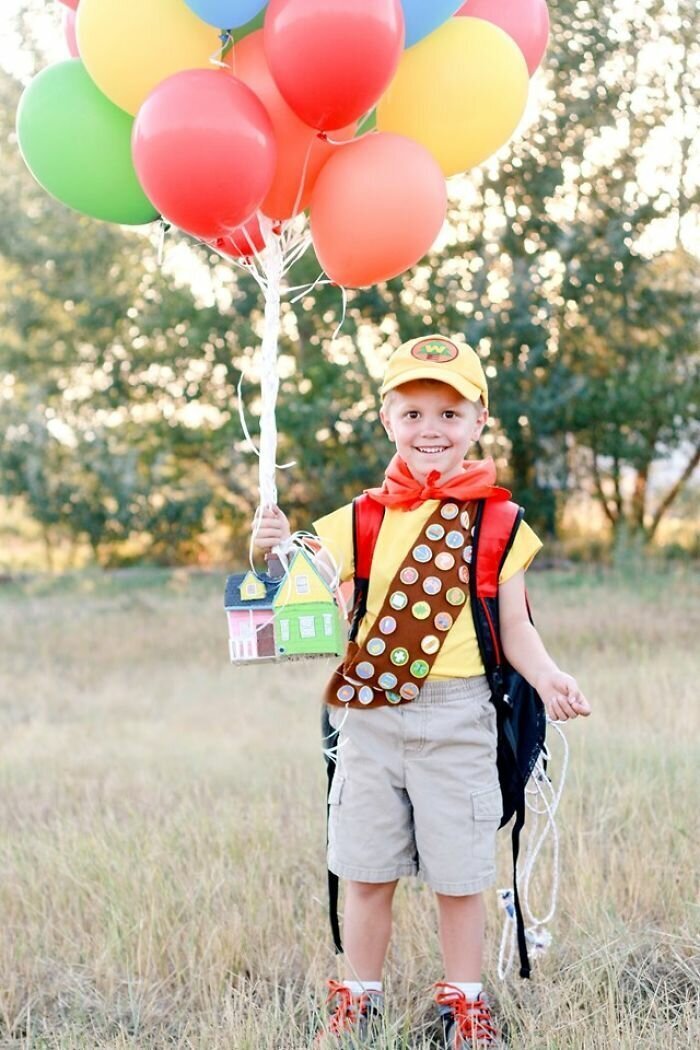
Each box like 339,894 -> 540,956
224,549 -> 335,611
224,571 -> 281,610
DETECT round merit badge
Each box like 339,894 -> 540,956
389,590 -> 408,610
435,552 -> 455,571
410,659 -> 430,679
336,684 -> 355,703
367,637 -> 386,657
358,686 -> 374,705
378,671 -> 398,690
400,566 -> 419,586
390,647 -> 409,666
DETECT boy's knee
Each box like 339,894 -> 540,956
347,879 -> 398,901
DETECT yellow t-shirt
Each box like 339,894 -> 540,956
314,500 -> 542,679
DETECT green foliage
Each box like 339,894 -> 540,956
1,0 -> 698,567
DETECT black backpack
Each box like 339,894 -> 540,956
322,495 -> 547,978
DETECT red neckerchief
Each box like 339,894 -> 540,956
365,454 -> 510,510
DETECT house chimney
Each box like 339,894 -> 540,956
265,552 -> 285,579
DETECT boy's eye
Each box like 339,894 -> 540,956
443,410 -> 457,419
405,410 -> 420,419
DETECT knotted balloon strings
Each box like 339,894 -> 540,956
157,219 -> 171,266
497,720 -> 569,980
210,30 -> 233,71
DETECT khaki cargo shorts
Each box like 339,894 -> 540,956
327,675 -> 502,895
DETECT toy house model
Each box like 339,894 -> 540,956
224,549 -> 345,663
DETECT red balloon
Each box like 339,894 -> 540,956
457,0 -> 549,76
132,70 -> 276,242
310,133 -> 446,288
235,30 -> 355,219
212,214 -> 265,258
57,0 -> 79,9
63,9 -> 79,58
264,0 -> 404,131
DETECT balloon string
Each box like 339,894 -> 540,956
332,284 -> 348,341
321,126 -> 377,147
157,220 -> 170,266
210,30 -> 233,70
289,136 -> 316,222
236,370 -> 296,470
289,270 -> 329,303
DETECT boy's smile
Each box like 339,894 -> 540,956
380,380 -> 488,485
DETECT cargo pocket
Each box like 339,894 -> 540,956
471,785 -> 502,860
328,774 -> 345,807
327,774 -> 345,859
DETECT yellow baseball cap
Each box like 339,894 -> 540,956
380,335 -> 488,409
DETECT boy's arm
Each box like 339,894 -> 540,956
499,570 -> 591,721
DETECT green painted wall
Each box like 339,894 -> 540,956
274,601 -> 345,657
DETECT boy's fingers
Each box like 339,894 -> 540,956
572,693 -> 591,716
549,695 -> 577,721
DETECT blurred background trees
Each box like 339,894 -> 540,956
1,0 -> 698,567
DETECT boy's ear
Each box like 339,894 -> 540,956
472,403 -> 489,440
380,405 -> 394,441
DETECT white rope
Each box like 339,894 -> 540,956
235,370 -> 297,470
497,719 -> 569,981
256,215 -> 284,510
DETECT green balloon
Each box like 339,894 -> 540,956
16,60 -> 158,227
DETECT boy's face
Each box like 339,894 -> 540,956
380,380 -> 488,483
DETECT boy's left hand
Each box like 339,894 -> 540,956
534,669 -> 591,722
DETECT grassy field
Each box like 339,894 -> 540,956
0,565 -> 698,1049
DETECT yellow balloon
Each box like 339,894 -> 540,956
77,0 -> 221,116
377,17 -> 529,178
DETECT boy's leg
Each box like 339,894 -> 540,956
435,891 -> 485,981
342,879 -> 398,981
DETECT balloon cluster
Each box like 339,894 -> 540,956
18,0 -> 549,289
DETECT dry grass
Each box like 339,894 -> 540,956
0,565 -> 698,1049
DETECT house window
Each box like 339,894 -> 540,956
323,614 -> 333,636
280,619 -> 290,641
295,574 -> 310,595
299,615 -> 316,638
246,581 -> 258,596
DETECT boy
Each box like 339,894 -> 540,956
256,335 -> 590,1047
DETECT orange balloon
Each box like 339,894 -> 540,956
234,31 -> 355,221
310,133 -> 446,288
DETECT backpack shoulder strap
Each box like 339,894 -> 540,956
475,499 -> 524,599
352,493 -> 385,581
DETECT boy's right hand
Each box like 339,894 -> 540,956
254,505 -> 291,552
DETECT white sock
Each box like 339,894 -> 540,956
447,981 -> 483,1000
344,980 -> 383,996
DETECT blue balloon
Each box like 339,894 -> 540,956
184,0 -> 266,30
400,0 -> 463,47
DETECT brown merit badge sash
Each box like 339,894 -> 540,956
325,499 -> 476,709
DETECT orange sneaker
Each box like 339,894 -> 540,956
434,983 -> 501,1048
315,980 -> 384,1047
